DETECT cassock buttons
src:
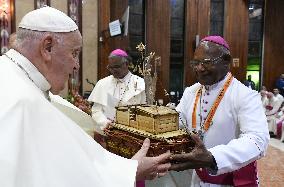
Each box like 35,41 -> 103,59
204,109 -> 207,112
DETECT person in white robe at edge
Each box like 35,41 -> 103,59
280,105 -> 284,141
266,91 -> 282,136
266,88 -> 284,135
260,90 -> 268,110
0,6 -> 172,187
169,36 -> 269,187
88,49 -> 146,133
273,88 -> 284,104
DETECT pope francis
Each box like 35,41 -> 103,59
0,6 -> 171,187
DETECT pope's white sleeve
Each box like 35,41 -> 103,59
91,103 -> 109,130
208,91 -> 270,175
98,147 -> 138,187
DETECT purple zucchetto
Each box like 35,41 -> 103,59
201,36 -> 230,50
110,49 -> 128,57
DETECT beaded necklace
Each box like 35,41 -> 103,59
5,54 -> 33,83
116,74 -> 132,107
192,72 -> 233,140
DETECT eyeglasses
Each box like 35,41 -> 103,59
189,55 -> 224,68
107,62 -> 126,71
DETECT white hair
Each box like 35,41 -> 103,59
108,54 -> 129,64
199,41 -> 231,62
14,28 -> 64,48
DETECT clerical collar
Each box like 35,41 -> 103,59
203,72 -> 230,92
117,71 -> 131,83
5,49 -> 51,95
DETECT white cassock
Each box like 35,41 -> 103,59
88,72 -> 146,131
276,107 -> 284,141
266,96 -> 282,135
275,93 -> 284,104
281,114 -> 284,141
0,49 -> 138,187
175,73 -> 269,187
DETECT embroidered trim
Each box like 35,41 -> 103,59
192,72 -> 233,132
115,74 -> 132,107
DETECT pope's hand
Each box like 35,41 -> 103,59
105,119 -> 113,128
132,138 -> 171,180
169,134 -> 214,171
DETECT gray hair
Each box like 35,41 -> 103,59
200,41 -> 231,62
14,28 -> 64,48
108,53 -> 129,64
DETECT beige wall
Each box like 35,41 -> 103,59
82,0 -> 98,95
51,0 -> 68,14
15,0 -> 33,28
51,0 -> 69,97
14,0 -> 99,98
15,0 -> 69,29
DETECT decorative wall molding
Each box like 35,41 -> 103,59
0,0 -> 14,54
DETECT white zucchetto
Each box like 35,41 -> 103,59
19,6 -> 78,32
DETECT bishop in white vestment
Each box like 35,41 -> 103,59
170,36 -> 269,187
266,92 -> 282,135
88,49 -> 146,131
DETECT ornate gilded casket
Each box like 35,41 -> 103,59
104,105 -> 194,158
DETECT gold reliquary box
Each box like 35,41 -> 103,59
104,105 -> 194,158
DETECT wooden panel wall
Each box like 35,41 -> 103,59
197,0 -> 210,38
11,0 -> 16,32
98,0 -> 256,96
184,0 -> 210,87
98,0 -> 129,79
224,0 -> 249,82
98,0 -> 111,79
184,0 -> 249,86
146,0 -> 171,102
263,0 -> 284,91
109,0 -> 129,51
98,0 -> 171,102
